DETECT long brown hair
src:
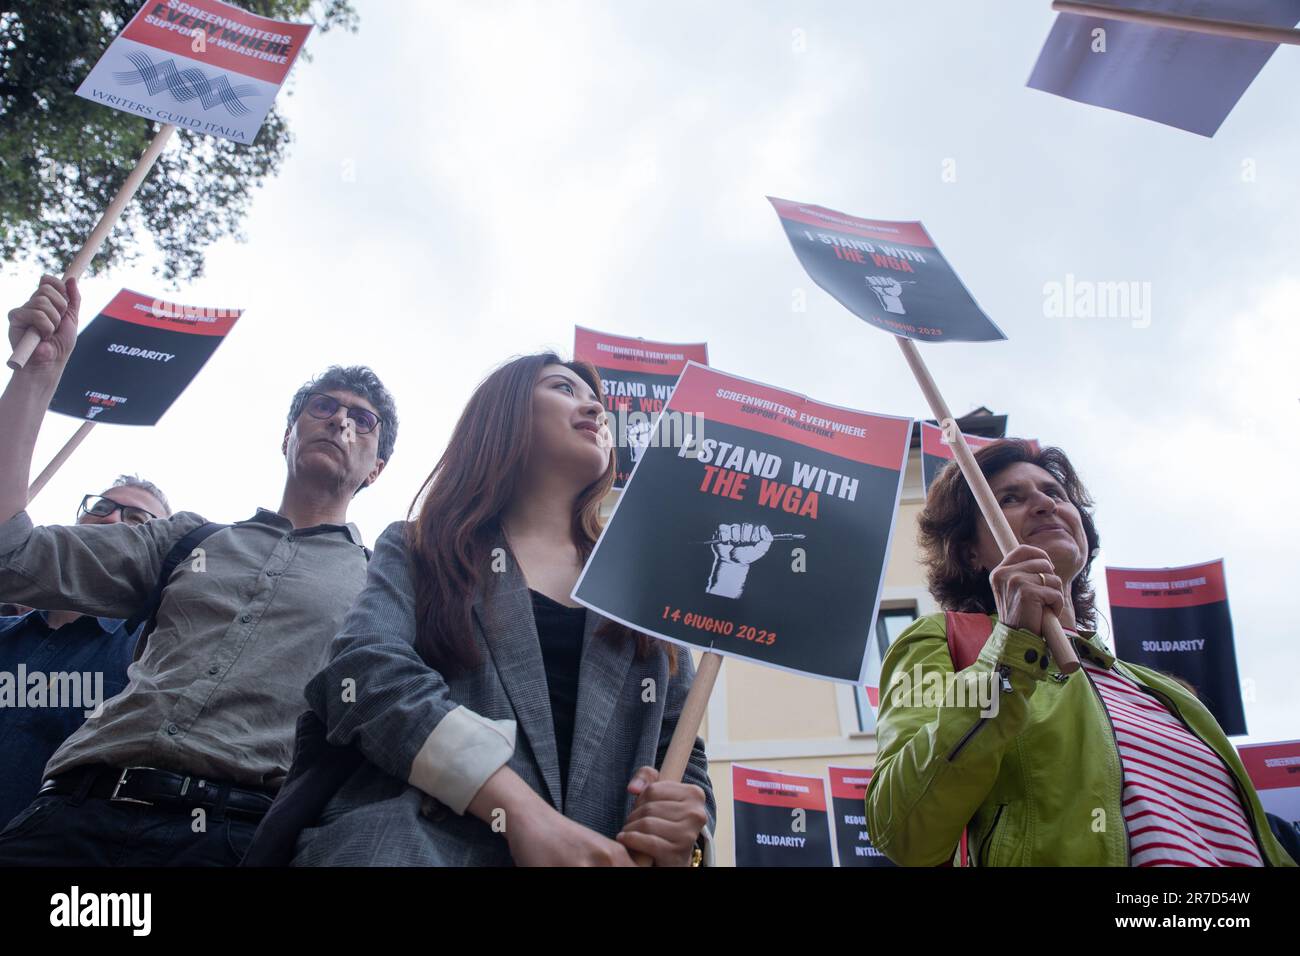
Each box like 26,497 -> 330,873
406,352 -> 671,676
917,439 -> 1101,628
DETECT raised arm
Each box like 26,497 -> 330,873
0,276 -> 205,616
1,276 -> 80,523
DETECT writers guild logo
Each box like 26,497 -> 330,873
702,523 -> 805,599
113,51 -> 257,116
86,406 -> 105,420
865,276 -> 916,315
627,419 -> 653,464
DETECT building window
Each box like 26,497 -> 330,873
856,606 -> 919,733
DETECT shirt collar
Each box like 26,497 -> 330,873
241,507 -> 365,547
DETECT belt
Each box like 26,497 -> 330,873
38,766 -> 275,821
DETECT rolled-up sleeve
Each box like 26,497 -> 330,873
303,521 -> 516,815
0,509 -> 202,618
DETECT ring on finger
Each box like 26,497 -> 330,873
1037,572 -> 1047,586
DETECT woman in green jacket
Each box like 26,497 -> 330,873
865,440 -> 1295,867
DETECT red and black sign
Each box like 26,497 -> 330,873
1106,560 -> 1246,736
731,765 -> 833,867
573,326 -> 708,488
919,422 -> 1040,493
769,197 -> 1005,343
50,289 -> 242,427
573,363 -> 912,683
827,765 -> 895,867
920,421 -> 998,494
1238,740 -> 1300,832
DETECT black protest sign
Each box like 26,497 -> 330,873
731,765 -> 834,867
574,326 -> 709,488
50,289 -> 242,426
769,196 -> 1005,343
827,765 -> 895,867
920,421 -> 1001,494
573,363 -> 912,683
919,422 -> 1040,494
1106,560 -> 1247,736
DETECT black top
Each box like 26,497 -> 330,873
529,589 -> 586,799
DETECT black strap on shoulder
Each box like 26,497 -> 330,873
126,521 -> 230,646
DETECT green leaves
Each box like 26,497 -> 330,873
0,1 -> 357,283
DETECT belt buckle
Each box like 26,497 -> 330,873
110,767 -> 155,806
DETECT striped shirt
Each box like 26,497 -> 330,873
1082,659 -> 1263,867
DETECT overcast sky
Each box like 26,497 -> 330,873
4,0 -> 1296,742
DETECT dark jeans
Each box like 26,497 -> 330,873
0,791 -> 258,867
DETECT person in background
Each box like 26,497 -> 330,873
0,476 -> 171,829
0,275 -> 397,866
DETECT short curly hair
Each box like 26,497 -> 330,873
917,439 -> 1101,629
286,366 -> 398,486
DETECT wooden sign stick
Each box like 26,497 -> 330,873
27,422 -> 96,502
1053,1 -> 1300,46
895,336 -> 1080,673
8,122 -> 177,371
630,650 -> 723,865
11,123 -> 176,505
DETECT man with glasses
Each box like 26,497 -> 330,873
0,275 -> 398,866
0,477 -> 172,830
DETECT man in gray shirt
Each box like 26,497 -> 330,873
0,275 -> 398,865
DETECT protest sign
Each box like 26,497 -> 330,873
919,421 -> 1040,493
1106,560 -> 1246,735
573,362 -> 912,684
768,196 -> 1005,343
827,766 -> 896,867
76,0 -> 312,144
49,290 -> 242,426
731,765 -> 834,867
1238,740 -> 1300,830
11,1 -> 310,371
921,421 -> 1002,494
1029,1 -> 1300,137
573,326 -> 708,488
770,195 -> 1080,672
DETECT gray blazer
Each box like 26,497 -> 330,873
292,521 -> 715,866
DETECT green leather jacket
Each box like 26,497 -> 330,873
865,612 -> 1296,867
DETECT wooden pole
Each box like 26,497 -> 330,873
27,421 -> 96,504
895,336 -> 1080,674
659,651 -> 723,780
7,123 -> 177,371
1052,0 -> 1300,46
630,650 -> 723,865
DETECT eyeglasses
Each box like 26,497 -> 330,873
78,494 -> 159,526
303,393 -> 382,434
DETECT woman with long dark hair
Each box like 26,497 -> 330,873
866,440 -> 1294,867
287,353 -> 714,866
